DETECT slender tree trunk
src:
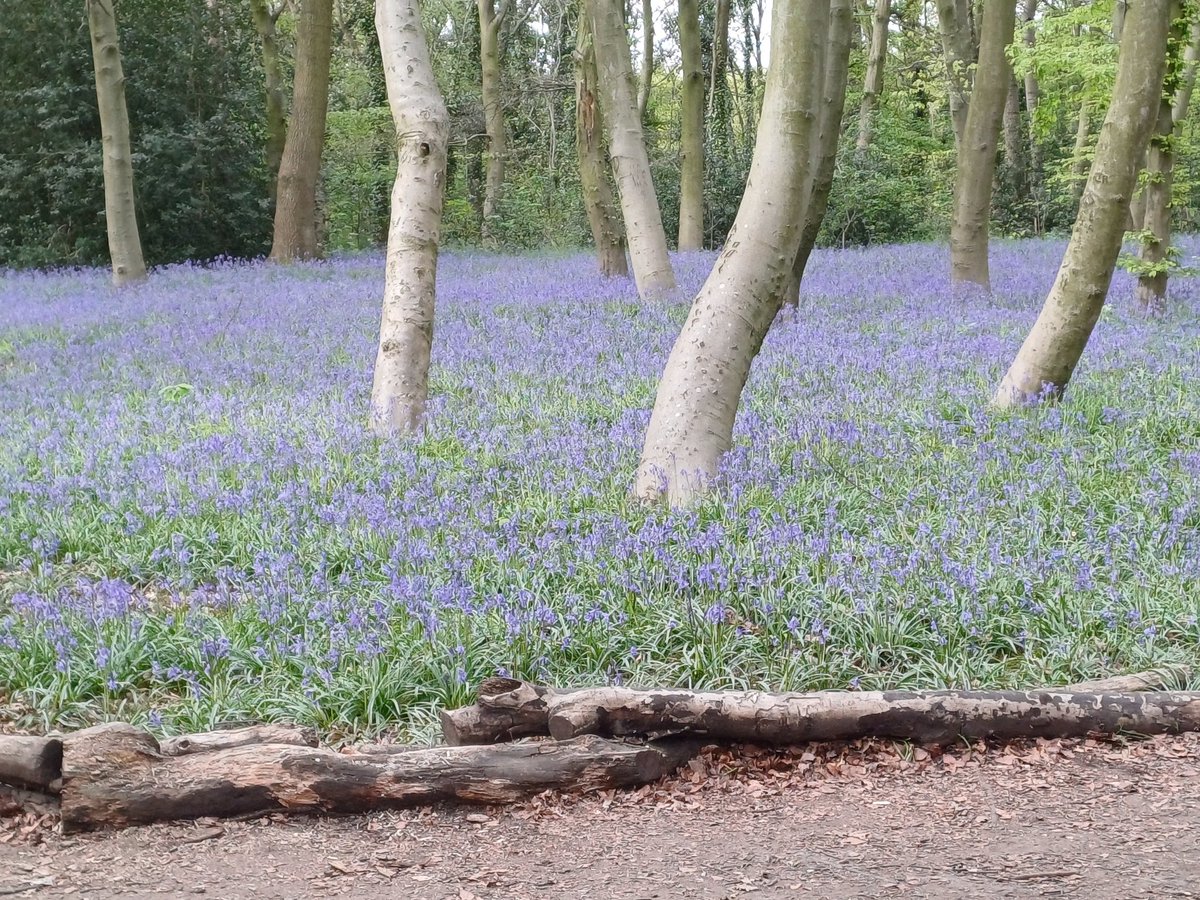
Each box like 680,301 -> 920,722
250,0 -> 287,199
1069,98 -> 1091,210
856,0 -> 891,153
1021,0 -> 1042,225
949,0 -> 1016,290
478,0 -> 507,246
677,0 -> 704,250
635,0 -> 831,506
86,0 -> 146,286
574,9 -> 628,277
992,0 -> 1170,406
1136,3 -> 1195,315
1001,74 -> 1025,193
269,0 -> 333,262
370,0 -> 450,435
782,0 -> 854,308
638,0 -> 653,121
588,0 -> 676,298
708,0 -> 730,120
936,0 -> 975,149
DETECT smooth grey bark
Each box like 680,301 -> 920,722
588,0 -> 676,298
1136,8 -> 1199,314
677,0 -> 704,250
783,0 -> 854,308
993,0 -> 1171,406
250,0 -> 287,197
86,0 -> 147,287
936,0 -> 976,148
478,0 -> 508,245
269,0 -> 333,262
635,0 -> 831,506
369,0 -> 450,435
949,0 -> 1017,290
638,0 -> 653,121
574,9 -> 628,277
856,0 -> 891,153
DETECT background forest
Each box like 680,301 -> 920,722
8,0 -> 1200,268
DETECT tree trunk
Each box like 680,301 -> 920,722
1069,97 -> 1091,209
782,0 -> 854,308
250,0 -> 287,198
1136,6 -> 1198,315
0,736 -> 62,794
1001,74 -> 1025,193
369,0 -> 450,435
86,0 -> 147,286
545,686 -> 1200,745
677,0 -> 704,250
638,0 -> 653,121
949,0 -> 1016,291
441,669 -> 1192,745
478,0 -> 507,246
269,0 -> 333,262
58,723 -> 694,832
992,0 -> 1171,406
936,0 -> 976,149
575,9 -> 628,277
856,0 -> 891,153
635,0 -> 831,506
708,0 -> 731,120
588,0 -> 676,298
1022,0 -> 1043,225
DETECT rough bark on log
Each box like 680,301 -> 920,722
159,725 -> 318,757
59,723 -> 694,832
546,687 -> 1200,745
440,677 -> 560,745
1064,666 -> 1190,693
0,735 -> 63,793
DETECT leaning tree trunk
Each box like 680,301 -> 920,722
856,0 -> 891,154
250,0 -> 287,198
635,0 -> 831,507
575,9 -> 628,277
478,0 -> 507,246
638,0 -> 654,121
86,0 -> 146,287
1135,6 -> 1198,315
677,0 -> 704,250
949,0 -> 1017,291
588,0 -> 676,298
782,0 -> 854,308
992,0 -> 1170,406
936,0 -> 976,149
369,0 -> 450,435
269,0 -> 333,262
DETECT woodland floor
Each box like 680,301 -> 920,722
2,733 -> 1199,899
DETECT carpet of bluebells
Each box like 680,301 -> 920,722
2,240 -> 1199,740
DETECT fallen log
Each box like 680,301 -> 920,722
545,687 -> 1200,744
159,725 -> 318,757
59,723 -> 695,832
440,668 -> 1198,746
0,735 -> 63,793
440,677 -> 561,746
1063,666 -> 1191,693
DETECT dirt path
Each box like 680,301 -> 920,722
2,734 -> 1198,899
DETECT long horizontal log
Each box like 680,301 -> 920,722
441,669 -> 1196,746
59,723 -> 695,832
0,735 -> 63,793
546,687 -> 1200,744
159,725 -> 318,756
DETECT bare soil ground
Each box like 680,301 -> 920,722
2,733 -> 1198,899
